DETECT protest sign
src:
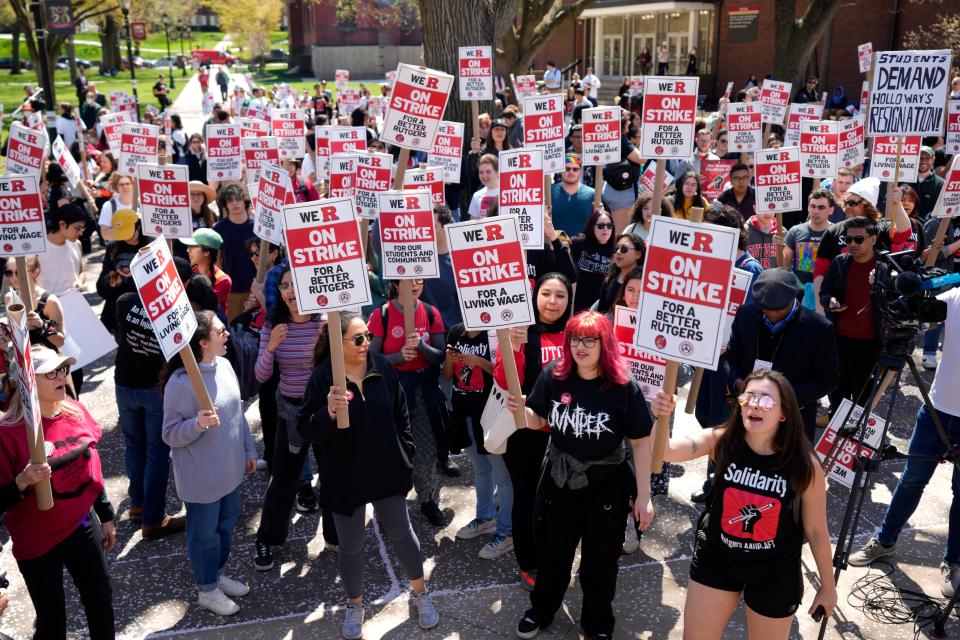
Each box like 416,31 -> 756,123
640,77 -> 698,159
253,162 -> 294,244
499,148 -> 545,249
51,135 -> 81,187
633,216 -> 738,369
5,122 -> 46,178
581,107 -> 621,166
755,147 -> 801,213
100,112 -> 125,156
513,74 -> 537,99
628,76 -> 644,97
446,216 -> 534,331
338,89 -> 361,115
458,46 -> 493,101
355,151 -> 393,220
759,79 -> 792,125
838,116 -> 865,168
58,289 -> 117,370
329,126 -> 367,155
381,63 -> 454,150
727,102 -> 763,152
867,49 -> 952,136
721,269 -> 753,345
137,163 -> 191,239
639,160 -> 675,194
933,156 -> 960,218
202,92 -> 215,116
521,93 -> 565,173
785,103 -> 822,146
701,159 -> 736,201
858,42 -> 873,74
270,109 -> 306,159
335,69 -> 349,93
282,196 -> 371,314
0,175 -> 45,256
239,117 -> 270,138
131,237 -> 198,361
815,398 -> 884,488
800,120 -> 840,178
242,136 -> 279,186
368,96 -> 385,118
329,153 -> 358,200
614,305 -> 667,401
429,121 -> 464,183
315,126 -> 331,180
946,101 -> 960,154
205,123 -> 242,181
118,121 -> 160,176
377,190 -> 438,279
403,165 -> 445,207
870,136 -> 921,182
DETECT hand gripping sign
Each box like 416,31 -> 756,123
759,79 -> 792,125
614,305 -> 667,401
755,147 -> 801,213
0,175 -> 46,256
355,151 -> 394,220
381,63 -> 454,151
402,165 -> 445,207
118,121 -> 160,176
871,136 -> 921,183
429,121 -> 464,183
640,76 -> 699,159
727,102 -> 763,152
329,153 -> 358,200
253,162 -> 294,244
522,93 -> 565,173
243,136 -> 280,186
137,163 -> 191,239
582,107 -> 622,166
5,121 -> 46,178
867,49 -> 953,137
205,122 -> 242,181
131,237 -> 199,361
458,46 -> 493,101
52,135 -> 81,187
800,121 -> 840,178
377,190 -> 439,279
499,148 -> 544,249
270,108 -> 306,159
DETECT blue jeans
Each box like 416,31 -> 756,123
877,405 -> 960,563
465,418 -> 513,536
116,384 -> 170,527
924,323 -> 943,355
186,486 -> 242,591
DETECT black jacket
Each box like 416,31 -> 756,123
298,351 -> 415,515
819,252 -> 888,339
720,303 -> 839,440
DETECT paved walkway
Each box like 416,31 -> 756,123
170,35 -> 250,136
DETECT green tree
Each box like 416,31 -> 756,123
496,0 -> 599,80
200,0 -> 281,69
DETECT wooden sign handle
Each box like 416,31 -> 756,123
326,310 -> 350,428
399,280 -> 416,337
650,160 -> 666,223
651,361 -> 680,474
179,344 -> 215,412
496,328 -> 527,429
926,218 -> 951,268
471,100 -> 481,144
886,137 -> 903,223
680,206 -> 705,415
255,238 -> 272,284
593,169 -> 604,210
15,257 -> 36,312
775,212 -> 786,268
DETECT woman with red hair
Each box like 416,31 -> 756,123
506,310 -> 654,640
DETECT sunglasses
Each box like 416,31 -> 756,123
249,251 -> 260,258
615,245 -> 636,254
345,331 -> 374,347
737,392 -> 777,411
564,166 -> 581,172
2,270 -> 14,278
569,336 -> 598,348
843,235 -> 867,244
595,223 -> 614,230
843,198 -> 865,208
43,364 -> 70,380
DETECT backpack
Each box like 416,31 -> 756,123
229,308 -> 262,401
602,159 -> 641,192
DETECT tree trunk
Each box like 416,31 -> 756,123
100,16 -> 121,74
772,0 -> 842,87
496,0 -> 598,80
11,25 -> 22,75
67,36 -> 78,83
817,20 -> 833,93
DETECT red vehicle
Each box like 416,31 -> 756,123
191,49 -> 237,66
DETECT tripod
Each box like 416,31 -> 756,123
817,350 -> 960,639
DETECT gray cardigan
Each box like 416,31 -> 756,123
162,357 -> 257,504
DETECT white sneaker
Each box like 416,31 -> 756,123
198,587 -> 240,616
479,533 -> 514,559
922,354 -> 938,370
943,562 -> 960,598
622,519 -> 640,555
342,604 -> 365,639
218,575 -> 250,597
456,517 -> 496,540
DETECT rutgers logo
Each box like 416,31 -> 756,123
391,325 -> 406,339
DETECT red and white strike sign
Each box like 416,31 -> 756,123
403,165 -> 445,207
270,109 -> 306,160
522,93 -> 565,173
640,76 -> 699,159
355,152 -> 393,220
282,196 -> 371,314
378,190 -> 439,279
429,121 -> 464,183
815,398 -> 884,488
243,136 -> 280,186
614,305 -> 667,401
759,79 -> 792,125
329,126 -> 367,155
240,117 -> 270,138
629,76 -> 644,97
838,115 -> 865,168
205,123 -> 242,181
639,160 -> 675,194
722,269 -> 753,345
947,101 -> 960,154
858,42 -> 874,74
100,112 -> 125,156
137,163 -> 191,239
933,156 -> 960,218
513,75 -> 537,99
458,46 -> 493,101
381,63 -> 454,150
335,69 -> 349,93
118,121 -> 160,176
0,175 -> 45,256
329,153 -> 358,200
800,121 -> 840,178
785,103 -> 822,146
755,147 -> 801,213
315,126 -> 331,180
633,217 -> 738,369
499,148 -> 544,249
446,216 -> 535,331
131,237 -> 198,361
727,102 -> 762,152
254,162 -> 294,244
582,107 -> 621,166
871,136 -> 921,182
52,136 -> 81,187
5,122 -> 46,178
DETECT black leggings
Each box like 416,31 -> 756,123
503,428 -> 550,572
17,519 -> 114,639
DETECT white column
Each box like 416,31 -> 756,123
688,10 -> 698,62
593,17 -> 603,76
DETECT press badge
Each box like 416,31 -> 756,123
752,359 -> 773,373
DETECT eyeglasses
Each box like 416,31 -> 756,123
569,336 -> 598,348
730,174 -> 750,182
43,364 -> 70,380
843,235 -> 867,244
615,244 -> 636,254
737,392 -> 777,411
344,331 -> 374,347
249,251 -> 260,258
843,198 -> 865,208
595,223 -> 614,230
279,283 -> 294,292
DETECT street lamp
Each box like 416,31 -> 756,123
177,18 -> 187,77
120,0 -> 141,122
162,13 -> 175,89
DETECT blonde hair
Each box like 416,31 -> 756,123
0,345 -> 80,427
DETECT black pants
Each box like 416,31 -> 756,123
258,371 -> 279,474
831,335 -> 880,411
503,428 -> 549,572
526,468 -> 630,636
17,520 -> 114,640
218,84 -> 228,102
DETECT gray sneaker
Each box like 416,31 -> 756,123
941,562 -> 960,598
848,537 -> 895,567
342,604 -> 364,639
413,590 -> 440,629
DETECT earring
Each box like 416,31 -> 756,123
779,415 -> 786,422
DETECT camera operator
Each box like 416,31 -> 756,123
848,281 -> 960,598
920,215 -> 960,369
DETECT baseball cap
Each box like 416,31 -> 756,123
920,145 -> 935,156
180,228 -> 224,250
491,118 -> 508,130
32,347 -> 76,375
111,209 -> 141,242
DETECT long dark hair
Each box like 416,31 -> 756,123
613,266 -> 645,308
712,370 -> 816,493
533,272 -> 573,333
268,265 -> 293,326
158,310 -> 218,394
672,170 -> 704,213
313,310 -> 363,366
603,233 -> 646,283
575,209 -> 616,252
629,192 -> 674,225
